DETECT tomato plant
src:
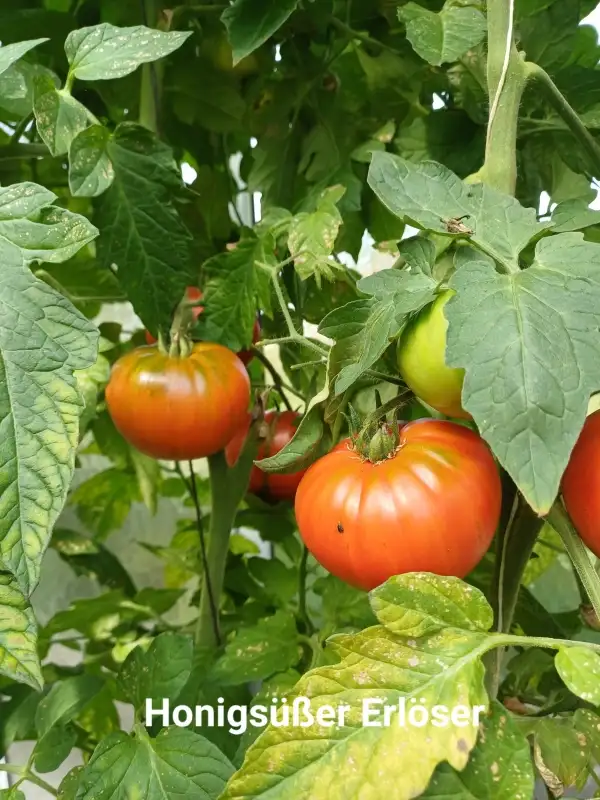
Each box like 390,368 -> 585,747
4,1 -> 600,798
226,410 -> 306,502
106,343 -> 250,460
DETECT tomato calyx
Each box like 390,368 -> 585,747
346,390 -> 412,464
165,288 -> 204,358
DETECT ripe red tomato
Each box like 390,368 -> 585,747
397,290 -> 469,419
226,410 -> 306,501
106,342 -> 250,460
295,419 -> 501,590
562,410 -> 600,557
144,289 -> 260,365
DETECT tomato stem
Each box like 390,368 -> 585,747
480,0 -> 526,195
298,546 -> 314,634
195,429 -> 260,650
524,62 -> 600,178
249,345 -> 295,411
548,501 -> 600,623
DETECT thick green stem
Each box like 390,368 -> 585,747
548,502 -> 600,622
482,0 -> 527,194
524,62 -> 600,178
195,431 -> 259,649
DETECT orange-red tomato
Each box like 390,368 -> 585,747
106,342 -> 250,460
562,410 -> 600,557
295,419 -> 501,591
226,410 -> 306,501
145,289 -> 260,365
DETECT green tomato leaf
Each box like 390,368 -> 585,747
200,234 -> 273,351
551,197 -> 600,232
36,675 -> 105,737
65,24 -> 192,82
70,469 -> 141,540
68,125 -> 114,198
574,708 -> 600,763
0,574 -> 42,690
212,611 -> 300,686
74,727 -> 234,799
0,39 -> 48,77
0,789 -> 25,800
33,724 -> 77,773
446,236 -> 600,513
254,399 -> 328,474
288,189 -> 344,284
532,717 -> 590,795
57,768 -> 84,800
320,268 -> 437,395
555,646 -> 600,705
222,0 -> 299,65
96,123 -> 193,336
368,152 -> 548,271
50,528 -> 136,596
421,702 -> 535,799
223,573 -> 493,800
118,632 -> 193,713
34,76 -> 90,157
0,185 -> 98,595
399,2 -> 487,66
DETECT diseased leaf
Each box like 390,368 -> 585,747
223,573 -> 493,800
288,189 -> 344,284
68,125 -> 114,198
70,469 -> 140,540
532,717 -> 590,795
34,75 -> 90,157
446,237 -> 600,513
555,646 -> 600,705
118,633 -> 193,713
222,0 -> 299,64
75,727 -> 234,799
0,40 -> 48,79
96,123 -> 192,336
0,575 -> 42,690
399,2 -> 487,66
0,184 -> 98,594
65,23 -> 191,82
367,152 -> 549,270
212,611 -> 300,685
422,702 -> 535,799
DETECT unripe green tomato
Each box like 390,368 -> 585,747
397,290 -> 469,419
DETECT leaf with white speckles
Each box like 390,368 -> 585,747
68,125 -> 114,198
0,39 -> 48,78
65,23 -> 192,82
74,727 -> 233,799
371,572 -> 493,638
288,187 -> 344,284
212,611 -> 300,686
0,182 -> 99,596
33,75 -> 91,157
222,573 -> 495,800
421,702 -> 535,799
532,716 -> 590,795
555,646 -> 600,705
0,574 -> 42,690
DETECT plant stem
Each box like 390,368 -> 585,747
139,0 -> 161,133
0,143 -> 49,160
548,501 -> 600,622
482,0 -> 527,194
364,370 -> 407,387
328,16 -> 400,55
195,432 -> 259,649
524,62 -> 600,178
0,765 -> 58,797
258,336 -> 328,359
298,546 -> 313,634
249,346 -> 295,410
10,113 -> 34,144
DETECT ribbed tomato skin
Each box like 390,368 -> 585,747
106,342 -> 250,460
226,410 -> 305,501
295,419 -> 501,590
562,411 -> 600,557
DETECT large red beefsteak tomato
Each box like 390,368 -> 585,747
295,419 -> 501,590
562,410 -> 600,558
106,343 -> 250,460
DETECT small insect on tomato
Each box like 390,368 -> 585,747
295,418 -> 502,591
106,342 -> 250,461
226,410 -> 306,502
562,410 -> 600,559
